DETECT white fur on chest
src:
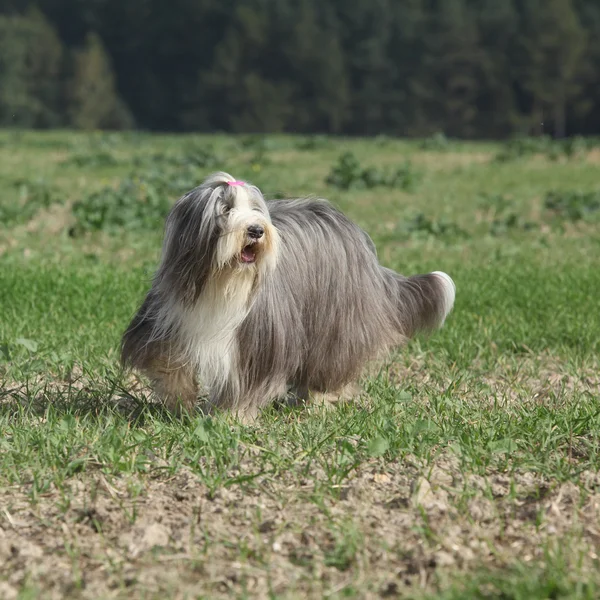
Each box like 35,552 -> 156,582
171,270 -> 255,392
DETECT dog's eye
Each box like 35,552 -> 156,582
220,203 -> 231,216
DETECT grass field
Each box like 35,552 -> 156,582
1,130 -> 599,599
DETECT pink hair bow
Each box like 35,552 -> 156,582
227,180 -> 245,186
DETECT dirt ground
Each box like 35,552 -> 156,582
2,446 -> 600,599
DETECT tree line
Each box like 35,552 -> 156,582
1,0 -> 599,138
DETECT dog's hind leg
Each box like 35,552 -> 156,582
284,384 -> 309,407
284,381 -> 361,409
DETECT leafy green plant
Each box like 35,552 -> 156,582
68,143 -> 222,235
556,135 -> 589,159
396,212 -> 468,239
325,152 -> 362,189
62,133 -> 131,167
0,177 -> 59,225
239,135 -> 282,152
63,150 -> 119,168
489,212 -> 538,236
495,135 -> 554,162
377,212 -> 468,242
419,132 -> 450,151
495,135 -> 593,163
326,152 -> 420,191
134,144 -> 220,170
477,193 -> 512,214
477,193 -> 537,236
70,176 -> 171,235
323,521 -> 362,571
374,134 -> 392,147
295,135 -> 330,151
544,190 -> 600,222
67,132 -> 124,152
248,145 -> 271,172
387,161 -> 421,191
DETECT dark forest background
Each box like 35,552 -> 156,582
1,0 -> 599,138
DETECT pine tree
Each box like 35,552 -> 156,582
516,0 -> 587,137
202,0 -> 293,132
0,9 -> 64,127
3,0 -> 600,136
386,0 -> 429,136
330,0 -> 399,135
24,7 -> 65,127
276,0 -> 349,132
69,32 -> 134,130
573,0 -> 600,134
404,0 -> 489,138
471,0 -> 520,137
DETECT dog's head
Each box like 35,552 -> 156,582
155,172 -> 279,304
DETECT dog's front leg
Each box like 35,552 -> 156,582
147,356 -> 198,414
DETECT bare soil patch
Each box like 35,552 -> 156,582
1,450 -> 599,599
388,351 -> 600,405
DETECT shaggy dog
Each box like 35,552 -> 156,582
121,172 -> 455,416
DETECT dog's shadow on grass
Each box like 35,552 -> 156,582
0,373 -> 184,426
0,373 -> 309,426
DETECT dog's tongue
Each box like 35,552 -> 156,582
241,246 -> 256,263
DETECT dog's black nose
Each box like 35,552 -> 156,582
247,224 -> 264,239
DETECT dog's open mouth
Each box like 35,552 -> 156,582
240,243 -> 257,264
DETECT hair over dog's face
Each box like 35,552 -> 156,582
155,172 -> 279,304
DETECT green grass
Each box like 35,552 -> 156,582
1,130 -> 599,599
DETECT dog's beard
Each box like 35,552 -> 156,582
214,221 -> 279,275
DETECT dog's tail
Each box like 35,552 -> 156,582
384,269 -> 456,338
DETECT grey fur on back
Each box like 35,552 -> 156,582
226,198 -> 448,411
